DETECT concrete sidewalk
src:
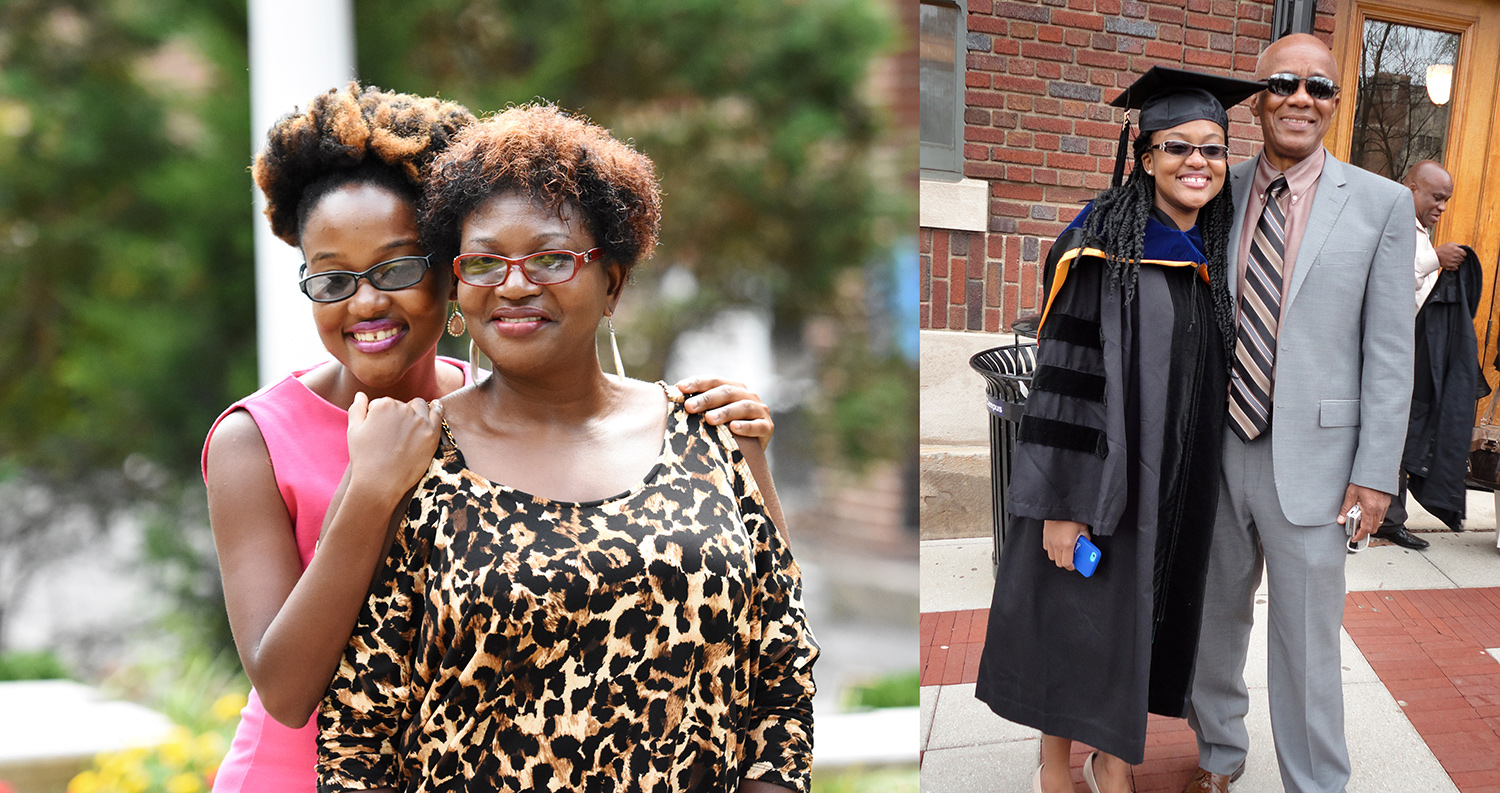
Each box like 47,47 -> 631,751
919,492 -> 1500,792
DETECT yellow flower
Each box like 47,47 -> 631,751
67,770 -> 101,793
210,692 -> 248,722
120,767 -> 151,793
94,755 -> 129,789
194,731 -> 227,765
158,726 -> 195,769
92,756 -> 120,779
166,772 -> 204,793
96,749 -> 140,780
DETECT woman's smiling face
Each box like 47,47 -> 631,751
456,190 -> 622,377
1142,119 -> 1228,229
298,181 -> 450,389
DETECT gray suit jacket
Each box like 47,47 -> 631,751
1227,150 -> 1416,526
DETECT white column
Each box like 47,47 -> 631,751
247,0 -> 356,386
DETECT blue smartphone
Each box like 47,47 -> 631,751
1074,535 -> 1102,578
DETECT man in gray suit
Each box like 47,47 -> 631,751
1182,34 -> 1416,793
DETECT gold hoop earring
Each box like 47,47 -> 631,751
607,316 -> 625,382
447,308 -> 466,337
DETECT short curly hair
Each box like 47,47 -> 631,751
252,82 -> 476,247
421,103 -> 662,276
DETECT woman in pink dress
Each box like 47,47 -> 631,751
200,83 -> 775,793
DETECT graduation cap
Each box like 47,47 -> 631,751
1108,66 -> 1265,186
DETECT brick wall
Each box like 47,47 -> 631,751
920,0 -> 1337,333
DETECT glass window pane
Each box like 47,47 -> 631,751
920,2 -> 959,149
1350,21 -> 1460,180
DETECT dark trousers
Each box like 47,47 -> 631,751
1380,470 -> 1408,530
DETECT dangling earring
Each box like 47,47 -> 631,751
607,315 -> 625,382
468,339 -> 490,380
447,307 -> 466,337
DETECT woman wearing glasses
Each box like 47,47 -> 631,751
316,104 -> 816,793
202,85 -> 774,793
972,68 -> 1261,793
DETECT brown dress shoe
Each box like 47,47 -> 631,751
1181,763 -> 1244,793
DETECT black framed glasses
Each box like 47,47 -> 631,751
452,248 -> 604,287
298,255 -> 431,303
1151,140 -> 1230,160
1265,72 -> 1341,101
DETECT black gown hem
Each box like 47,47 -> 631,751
972,685 -> 1147,765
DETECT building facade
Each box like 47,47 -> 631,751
918,0 -> 1500,537
920,0 -> 1336,335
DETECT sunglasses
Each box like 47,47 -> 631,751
453,248 -> 604,287
1265,72 -> 1341,101
298,255 -> 431,303
1151,140 -> 1230,160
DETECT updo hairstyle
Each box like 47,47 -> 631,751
252,82 -> 476,248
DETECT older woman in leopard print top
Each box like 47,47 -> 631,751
316,103 -> 817,793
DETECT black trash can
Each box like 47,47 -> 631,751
969,342 -> 1038,576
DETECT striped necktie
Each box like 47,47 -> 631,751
1228,175 -> 1289,442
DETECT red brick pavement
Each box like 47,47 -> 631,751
922,588 -> 1500,791
1344,588 -> 1500,793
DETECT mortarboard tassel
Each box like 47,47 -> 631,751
1112,112 -> 1130,188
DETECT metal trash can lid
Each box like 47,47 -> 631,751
969,343 -> 1037,402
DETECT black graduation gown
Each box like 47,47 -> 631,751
1403,247 -> 1482,529
974,209 -> 1226,764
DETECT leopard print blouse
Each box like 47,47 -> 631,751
317,401 -> 817,792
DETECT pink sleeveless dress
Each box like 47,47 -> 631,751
199,357 -> 470,793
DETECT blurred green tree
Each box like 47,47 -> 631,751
0,0 -> 914,656
0,0 -> 256,479
355,0 -> 917,468
0,0 -> 912,482
0,0 -> 253,652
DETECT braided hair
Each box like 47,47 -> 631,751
1081,129 -> 1237,368
1197,159 -> 1238,371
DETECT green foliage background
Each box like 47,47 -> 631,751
0,0 -> 915,658
0,0 -> 257,480
353,0 -> 917,469
0,0 -> 913,480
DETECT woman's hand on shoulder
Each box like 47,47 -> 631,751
346,392 -> 445,504
675,376 -> 774,442
1042,519 -> 1090,571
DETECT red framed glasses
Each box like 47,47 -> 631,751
452,248 -> 604,287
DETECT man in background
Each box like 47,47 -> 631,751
1377,159 -> 1482,545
